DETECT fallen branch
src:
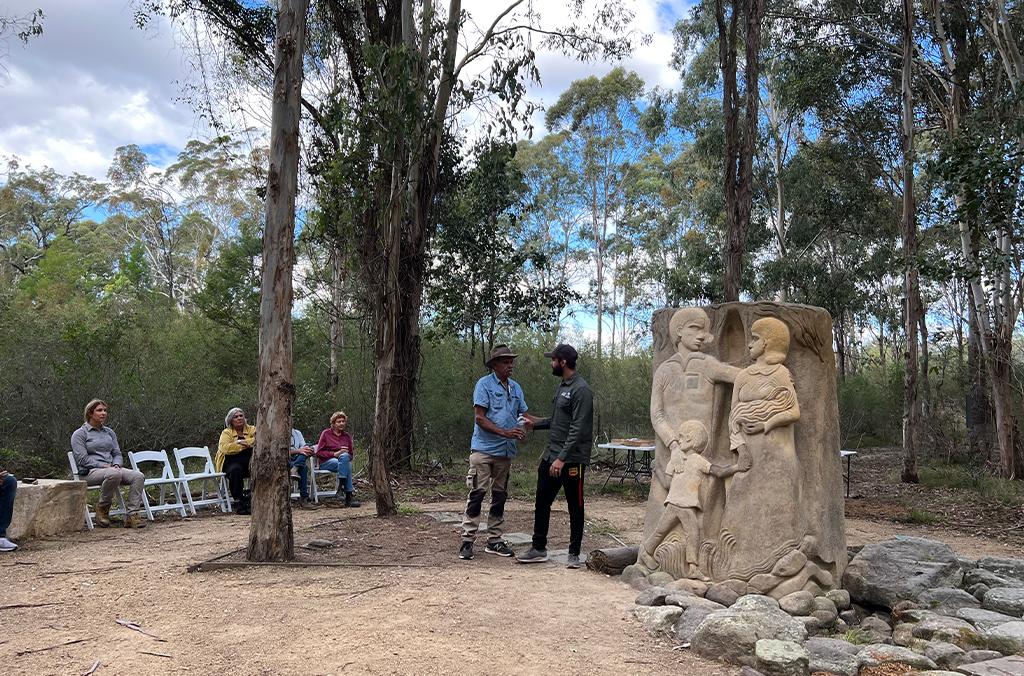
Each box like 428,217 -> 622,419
348,583 -> 387,599
82,660 -> 100,675
585,546 -> 638,575
0,602 -> 63,611
139,651 -> 172,658
39,566 -> 127,577
115,619 -> 167,642
16,637 -> 91,656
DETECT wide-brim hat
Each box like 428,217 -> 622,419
486,344 -> 519,366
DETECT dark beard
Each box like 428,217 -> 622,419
551,365 -> 564,377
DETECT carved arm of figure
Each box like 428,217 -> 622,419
709,443 -> 752,479
649,367 -> 679,451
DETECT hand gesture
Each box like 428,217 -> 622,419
549,458 -> 565,477
740,420 -> 765,434
505,427 -> 526,440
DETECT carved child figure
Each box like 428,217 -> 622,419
639,420 -> 742,579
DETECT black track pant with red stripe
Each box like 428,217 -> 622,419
531,459 -> 586,556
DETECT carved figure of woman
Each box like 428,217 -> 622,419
707,317 -> 801,581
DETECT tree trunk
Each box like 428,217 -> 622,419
327,236 -> 343,392
900,0 -> 920,484
248,0 -> 308,562
966,294 -> 992,460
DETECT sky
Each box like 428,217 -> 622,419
0,0 -> 691,178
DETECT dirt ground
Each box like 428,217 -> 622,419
3,467 -> 1022,676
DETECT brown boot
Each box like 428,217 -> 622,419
94,503 -> 112,528
123,512 -> 147,529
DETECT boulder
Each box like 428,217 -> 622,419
982,621 -> 1024,655
754,639 -> 809,676
911,614 -> 986,649
811,596 -> 838,626
957,655 -> 1024,676
856,643 -> 938,671
826,589 -> 851,611
918,587 -> 982,615
621,564 -> 647,586
631,605 -> 683,637
969,583 -> 993,602
842,537 -> 963,608
962,649 -> 1003,663
690,596 -> 807,666
976,558 -> 1024,586
982,588 -> 1024,617
923,640 -> 967,669
891,622 -> 916,646
630,576 -> 652,591
665,594 -> 725,611
859,615 -> 893,642
804,637 -> 861,676
635,586 -> 673,607
779,590 -> 814,616
648,571 -> 675,587
958,607 -> 1023,632
7,479 -> 87,540
667,577 -> 709,597
964,567 -> 1015,590
675,605 -> 718,643
838,609 -> 859,626
706,582 -> 741,607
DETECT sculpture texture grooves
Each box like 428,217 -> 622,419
641,303 -> 847,598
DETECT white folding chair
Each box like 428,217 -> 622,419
67,451 -> 129,530
173,446 -> 232,514
310,451 -> 341,503
127,450 -> 189,520
290,454 -> 314,501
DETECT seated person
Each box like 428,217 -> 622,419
71,399 -> 147,528
217,407 -> 256,515
315,411 -> 361,507
0,469 -> 17,551
289,429 -> 318,509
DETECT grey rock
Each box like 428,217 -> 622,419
706,582 -> 741,607
959,607 -> 1023,632
306,538 -> 335,548
912,614 -> 987,649
648,571 -> 675,587
856,643 -> 938,670
804,637 -> 861,676
629,576 -> 652,591
811,596 -> 838,625
826,589 -> 851,611
834,618 -> 849,634
754,639 -> 809,676
843,537 -> 963,609
666,577 -> 709,596
779,590 -> 815,616
983,588 -> 1024,618
892,622 -> 916,646
666,593 -> 726,611
957,655 -> 1024,676
740,668 -> 766,676
965,567 -> 1014,590
962,649 -> 1003,662
970,583 -> 993,602
839,609 -> 859,625
675,605 -> 718,642
794,616 -> 820,633
977,557 -> 1024,586
691,598 -> 807,666
982,621 -> 1024,655
918,587 -> 982,615
621,564 -> 647,586
923,640 -> 967,669
635,586 -> 673,607
631,604 -> 683,637
860,615 -> 893,642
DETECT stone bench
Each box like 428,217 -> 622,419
8,479 -> 87,540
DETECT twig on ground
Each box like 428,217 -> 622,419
16,637 -> 91,656
39,566 -> 127,577
81,660 -> 100,675
347,583 -> 387,599
0,602 -> 63,611
139,651 -> 172,658
115,619 -> 167,642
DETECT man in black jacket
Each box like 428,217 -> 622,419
517,344 -> 593,569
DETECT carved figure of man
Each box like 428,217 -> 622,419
646,308 -> 739,542
638,420 -> 716,578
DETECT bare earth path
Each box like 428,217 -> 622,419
4,494 -> 1020,676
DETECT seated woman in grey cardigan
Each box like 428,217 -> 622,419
70,399 -> 146,528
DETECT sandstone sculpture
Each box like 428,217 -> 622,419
637,302 -> 847,599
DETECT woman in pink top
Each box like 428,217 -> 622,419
316,411 -> 361,507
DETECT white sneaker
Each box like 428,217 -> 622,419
0,537 -> 18,552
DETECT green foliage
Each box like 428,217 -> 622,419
919,463 -> 1024,506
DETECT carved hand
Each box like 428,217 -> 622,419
740,420 -> 765,434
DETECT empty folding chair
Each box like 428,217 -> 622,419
67,451 -> 128,530
173,446 -> 231,515
127,450 -> 189,520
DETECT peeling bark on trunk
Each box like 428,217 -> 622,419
248,0 -> 308,562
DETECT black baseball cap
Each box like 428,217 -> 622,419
544,344 -> 578,362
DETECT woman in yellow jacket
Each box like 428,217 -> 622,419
218,407 -> 256,515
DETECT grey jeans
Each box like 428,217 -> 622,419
86,467 -> 145,511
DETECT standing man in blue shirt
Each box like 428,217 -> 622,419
459,344 -> 529,561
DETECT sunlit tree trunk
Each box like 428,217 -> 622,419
248,0 -> 308,562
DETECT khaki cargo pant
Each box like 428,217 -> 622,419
86,467 -> 145,511
460,452 -> 511,543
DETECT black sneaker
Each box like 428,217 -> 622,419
566,553 -> 582,569
516,547 -> 548,563
459,541 -> 474,560
484,541 -> 514,557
